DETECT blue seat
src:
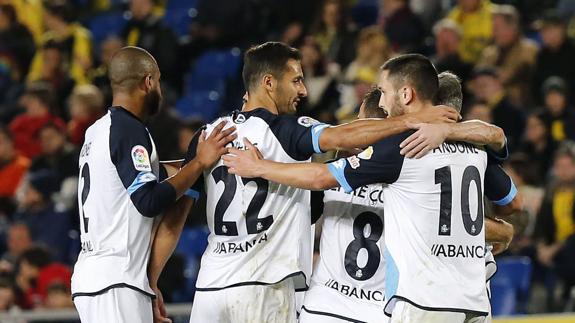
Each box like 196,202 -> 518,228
490,257 -> 532,316
167,0 -> 197,9
88,11 -> 129,46
175,90 -> 223,121
176,226 -> 210,259
192,49 -> 242,79
162,7 -> 196,38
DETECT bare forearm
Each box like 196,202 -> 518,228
148,197 -> 194,287
258,160 -> 338,191
166,159 -> 204,198
446,120 -> 505,151
485,217 -> 514,244
319,117 -> 411,151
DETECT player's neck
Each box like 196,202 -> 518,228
112,93 -> 146,121
405,101 -> 432,115
242,93 -> 279,115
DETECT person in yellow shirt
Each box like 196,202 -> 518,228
447,0 -> 493,64
3,0 -> 44,44
26,0 -> 92,85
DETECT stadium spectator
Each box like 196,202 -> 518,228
34,41 -> 76,112
66,85 -> 105,146
338,26 -> 391,121
35,263 -> 72,308
0,224 -> 32,275
9,82 -> 65,158
533,10 -> 575,104
89,36 -> 124,106
0,126 -> 30,198
4,0 -> 44,44
464,101 -> 492,123
469,67 -> 525,152
311,0 -> 356,68
14,246 -> 52,309
477,4 -> 539,107
0,279 -> 18,313
535,142 -> 575,307
13,171 -> 72,263
26,0 -> 92,86
0,4 -> 35,84
447,0 -> 493,64
517,111 -> 557,184
540,76 -> 575,143
432,19 -> 473,84
379,0 -> 424,53
121,0 -> 180,91
298,37 -> 340,122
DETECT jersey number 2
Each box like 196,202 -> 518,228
212,165 -> 273,236
344,211 -> 383,281
435,165 -> 483,236
80,163 -> 90,234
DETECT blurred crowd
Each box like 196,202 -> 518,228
0,0 -> 575,316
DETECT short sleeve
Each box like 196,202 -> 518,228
268,115 -> 329,160
484,162 -> 517,206
183,129 -> 205,199
326,133 -> 408,193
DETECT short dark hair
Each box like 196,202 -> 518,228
242,42 -> 302,93
24,82 -> 56,111
362,87 -> 386,118
435,71 -> 462,112
19,245 -> 52,269
44,0 -> 74,23
380,54 -> 438,102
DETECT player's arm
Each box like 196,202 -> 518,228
225,135 -> 404,192
485,217 -> 514,255
399,120 -> 507,159
116,121 -> 234,218
317,106 -> 459,151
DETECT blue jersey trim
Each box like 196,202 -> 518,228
492,180 -> 517,206
327,160 -> 353,193
185,188 -> 200,199
311,124 -> 329,154
127,171 -> 157,195
384,248 -> 399,301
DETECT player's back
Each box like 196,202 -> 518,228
71,107 -> 158,298
301,183 -> 388,322
193,108 -> 325,292
383,140 -> 489,315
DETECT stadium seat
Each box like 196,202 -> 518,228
490,257 -> 533,316
351,0 -> 379,28
162,7 -> 197,38
176,226 -> 210,259
87,11 -> 129,46
175,90 -> 223,121
167,0 -> 197,9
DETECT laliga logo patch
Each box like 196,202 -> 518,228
298,116 -> 320,128
234,113 -> 246,124
358,146 -> 374,160
347,156 -> 361,169
131,145 -> 151,171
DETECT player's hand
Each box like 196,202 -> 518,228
196,121 -> 237,169
399,123 -> 449,158
411,106 -> 460,124
223,138 -> 264,178
152,287 -> 172,323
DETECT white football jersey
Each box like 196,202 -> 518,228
185,109 -> 327,291
329,133 -> 492,317
72,107 -> 162,298
302,184 -> 387,322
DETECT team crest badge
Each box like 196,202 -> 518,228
131,145 -> 151,171
297,116 -> 320,128
358,146 -> 374,160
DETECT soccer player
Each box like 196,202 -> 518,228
71,47 -> 235,323
223,54 -> 512,323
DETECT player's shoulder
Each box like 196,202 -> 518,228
109,106 -> 148,133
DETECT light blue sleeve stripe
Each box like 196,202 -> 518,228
493,180 -> 518,206
311,124 -> 330,154
327,160 -> 353,193
127,171 -> 157,195
185,189 -> 200,199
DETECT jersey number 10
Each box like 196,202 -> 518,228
435,165 -> 484,237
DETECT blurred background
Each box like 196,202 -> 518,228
0,0 -> 575,321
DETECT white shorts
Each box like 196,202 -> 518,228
189,278 -> 296,323
73,287 -> 153,323
390,301 -> 485,323
299,284 -> 388,323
